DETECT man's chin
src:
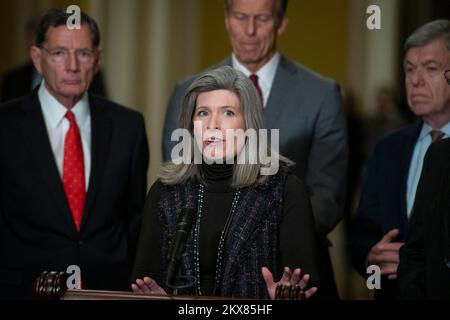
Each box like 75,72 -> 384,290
410,105 -> 433,116
60,87 -> 86,97
236,52 -> 262,64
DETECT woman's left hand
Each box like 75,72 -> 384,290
262,266 -> 318,300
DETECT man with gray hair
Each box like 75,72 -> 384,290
162,0 -> 347,299
351,19 -> 450,299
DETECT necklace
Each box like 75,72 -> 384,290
193,184 -> 241,296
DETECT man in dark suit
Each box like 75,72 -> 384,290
350,19 -> 450,299
162,0 -> 347,298
398,137 -> 450,299
0,9 -> 149,299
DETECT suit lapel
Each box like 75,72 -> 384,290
80,95 -> 112,230
440,147 -> 450,262
264,56 -> 298,128
19,92 -> 77,237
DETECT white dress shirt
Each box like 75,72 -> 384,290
38,81 -> 91,189
406,122 -> 450,216
232,52 -> 280,108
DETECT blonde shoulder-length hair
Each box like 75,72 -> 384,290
159,66 -> 292,188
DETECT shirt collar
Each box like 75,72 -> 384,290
38,80 -> 90,129
231,52 -> 280,90
419,121 -> 450,141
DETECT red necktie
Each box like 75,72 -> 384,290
63,110 -> 86,232
249,74 -> 264,106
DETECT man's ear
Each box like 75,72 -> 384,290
94,49 -> 102,74
30,45 -> 43,74
225,14 -> 231,34
277,17 -> 288,36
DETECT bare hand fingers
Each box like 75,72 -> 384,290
299,273 -> 310,290
373,251 -> 400,264
280,267 -> 292,285
134,278 -> 151,293
144,277 -> 166,294
261,267 -> 275,286
289,268 -> 301,285
131,283 -> 141,293
143,277 -> 155,287
378,242 -> 405,252
304,287 -> 318,299
379,252 -> 400,264
380,263 -> 398,276
379,229 -> 400,244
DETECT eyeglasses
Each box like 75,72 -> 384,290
445,69 -> 450,85
40,46 -> 96,64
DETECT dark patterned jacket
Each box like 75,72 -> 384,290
157,166 -> 289,299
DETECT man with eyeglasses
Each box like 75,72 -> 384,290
398,68 -> 450,300
351,19 -> 450,299
0,9 -> 149,299
0,16 -> 107,103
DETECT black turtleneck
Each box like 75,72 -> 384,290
132,166 -> 320,297
198,163 -> 234,295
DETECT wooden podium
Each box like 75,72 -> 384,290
35,271 -> 298,300
34,271 -> 231,300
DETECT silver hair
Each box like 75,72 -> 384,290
159,66 -> 291,188
405,19 -> 450,52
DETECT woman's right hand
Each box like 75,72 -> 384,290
131,277 -> 167,295
262,266 -> 318,300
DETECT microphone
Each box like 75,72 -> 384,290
166,208 -> 197,287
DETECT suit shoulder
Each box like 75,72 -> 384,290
171,58 -> 231,93
175,73 -> 198,88
375,123 -> 421,148
0,96 -> 28,120
284,57 -> 338,89
170,75 -> 197,98
148,179 -> 164,195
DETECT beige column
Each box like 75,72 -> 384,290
141,0 -> 201,183
142,0 -> 171,183
348,0 -> 401,115
88,0 -> 201,184
101,0 -> 139,108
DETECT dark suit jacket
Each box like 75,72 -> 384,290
0,63 -> 107,103
398,138 -> 450,299
350,122 -> 423,299
0,90 -> 149,299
